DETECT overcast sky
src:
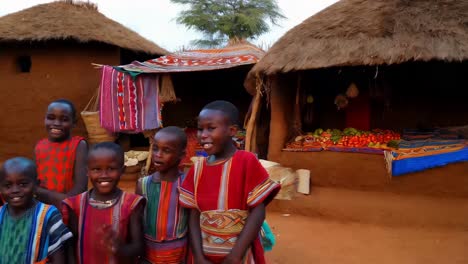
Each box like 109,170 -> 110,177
1,0 -> 338,52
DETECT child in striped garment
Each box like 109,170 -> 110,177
0,157 -> 72,264
179,101 -> 280,264
136,126 -> 189,264
62,142 -> 145,264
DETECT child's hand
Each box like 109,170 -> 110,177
221,253 -> 242,264
98,224 -> 121,254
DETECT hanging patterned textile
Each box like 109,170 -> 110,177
99,65 -> 162,133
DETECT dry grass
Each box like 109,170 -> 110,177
0,1 -> 167,55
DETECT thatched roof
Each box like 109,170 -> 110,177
0,1 -> 167,55
251,0 -> 468,75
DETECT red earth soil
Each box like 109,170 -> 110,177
265,212 -> 468,264
119,180 -> 468,263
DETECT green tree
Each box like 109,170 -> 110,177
171,0 -> 285,47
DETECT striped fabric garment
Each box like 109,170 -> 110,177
179,151 -> 281,264
62,191 -> 145,264
386,147 -> 468,176
99,66 -> 162,133
138,175 -> 189,264
391,144 -> 466,160
0,202 -> 73,264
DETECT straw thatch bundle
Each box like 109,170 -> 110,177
159,74 -> 177,103
0,1 -> 167,55
249,0 -> 468,78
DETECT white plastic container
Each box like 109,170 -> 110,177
296,169 -> 311,194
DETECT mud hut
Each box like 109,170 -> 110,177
0,1 -> 167,160
245,0 -> 468,195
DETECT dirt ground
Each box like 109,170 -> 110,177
118,180 -> 468,264
267,187 -> 468,229
266,186 -> 468,263
265,212 -> 468,264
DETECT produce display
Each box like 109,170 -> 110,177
285,128 -> 401,152
182,128 -> 202,166
233,130 -> 246,150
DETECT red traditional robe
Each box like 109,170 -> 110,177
179,151 -> 280,264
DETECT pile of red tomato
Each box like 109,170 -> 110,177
286,129 -> 401,150
338,130 -> 400,148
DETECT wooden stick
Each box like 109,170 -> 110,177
245,90 -> 261,152
293,73 -> 303,137
91,63 -> 104,69
144,141 -> 153,176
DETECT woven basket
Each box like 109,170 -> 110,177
81,89 -> 117,144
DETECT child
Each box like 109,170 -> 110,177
179,101 -> 281,264
35,99 -> 88,208
0,157 -> 72,264
62,142 -> 145,264
136,126 -> 189,264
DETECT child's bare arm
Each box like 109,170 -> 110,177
135,179 -> 142,195
67,141 -> 88,196
189,209 -> 213,264
35,188 -> 67,208
61,203 -> 78,264
115,201 -> 145,257
48,248 -> 66,264
66,239 -> 76,264
223,203 -> 266,264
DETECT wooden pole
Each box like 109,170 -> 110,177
293,73 -> 303,137
245,90 -> 261,152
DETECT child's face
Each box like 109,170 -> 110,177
0,170 -> 35,210
197,109 -> 237,156
87,149 -> 123,196
152,132 -> 184,173
45,102 -> 74,142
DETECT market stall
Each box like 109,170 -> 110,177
285,127 -> 468,178
243,0 -> 468,193
90,42 -> 263,177
244,65 -> 468,190
83,65 -> 176,180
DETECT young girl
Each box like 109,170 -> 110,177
35,99 -> 88,208
136,126 -> 189,264
179,101 -> 281,264
62,142 -> 145,264
0,157 -> 73,264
